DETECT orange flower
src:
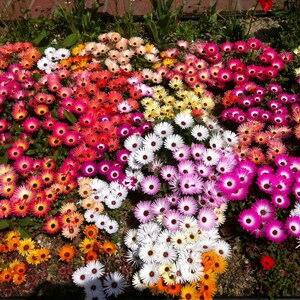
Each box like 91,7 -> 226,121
155,277 -> 168,293
36,248 -> 51,262
12,273 -> 26,285
58,245 -> 75,263
85,251 -> 98,263
102,241 -> 117,255
8,237 -> 21,251
14,263 -> 27,275
166,283 -> 181,296
83,225 -> 99,239
0,268 -> 13,282
247,147 -> 266,165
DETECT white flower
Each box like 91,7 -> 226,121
109,182 -> 128,200
202,148 -> 221,166
104,219 -> 119,234
84,279 -> 106,299
124,229 -> 139,250
103,271 -> 126,298
209,132 -> 225,150
139,263 -> 160,285
124,134 -> 143,152
72,267 -> 89,287
85,260 -> 105,280
138,242 -> 157,263
153,122 -> 174,138
142,133 -> 163,152
164,134 -> 185,151
133,147 -> 155,165
175,111 -> 194,129
214,240 -> 232,258
105,194 -> 123,209
55,48 -> 70,60
118,100 -> 133,113
136,222 -> 161,244
127,153 -> 144,170
132,272 -> 147,291
154,243 -> 177,265
191,124 -> 210,141
95,214 -> 110,230
91,179 -> 109,192
84,209 -> 99,223
223,130 -> 238,146
171,230 -> 187,250
37,57 -> 54,71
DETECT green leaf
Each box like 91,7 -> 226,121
32,72 -> 42,82
18,226 -> 31,239
63,110 -> 77,124
0,219 -> 10,230
33,29 -> 48,46
18,217 -> 36,227
62,33 -> 80,48
0,152 -> 8,164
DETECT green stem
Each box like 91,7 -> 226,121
246,1 -> 259,36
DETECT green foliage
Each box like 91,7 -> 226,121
144,0 -> 186,48
271,0 -> 300,51
53,0 -> 104,43
0,1 -> 56,46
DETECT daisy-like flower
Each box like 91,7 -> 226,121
191,124 -> 209,141
174,111 -> 194,129
178,196 -> 198,216
139,242 -> 157,263
197,207 -> 217,231
252,199 -> 275,222
271,192 -> 290,209
265,220 -> 287,243
134,201 -> 154,223
124,229 -> 139,250
151,198 -> 171,216
139,263 -> 160,285
154,243 -> 177,264
72,267 -> 89,287
94,214 -> 110,230
214,240 -> 232,259
102,271 -> 126,298
180,174 -> 203,195
218,172 -> 240,194
153,122 -> 174,138
202,148 -> 221,166
191,144 -> 206,160
141,175 -> 161,195
173,145 -> 191,161
85,260 -> 105,280
84,279 -> 106,299
124,134 -> 143,152
160,165 -> 178,182
105,219 -> 119,234
163,210 -> 182,231
170,230 -> 187,250
285,215 -> 300,237
133,147 -> 155,165
132,272 -> 147,291
164,134 -> 185,151
238,209 -> 261,232
142,133 -> 163,152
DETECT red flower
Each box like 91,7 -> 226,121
258,0 -> 273,12
261,255 -> 275,270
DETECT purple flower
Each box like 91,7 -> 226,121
285,216 -> 300,237
134,201 -> 154,223
81,161 -> 98,177
197,207 -> 217,231
196,162 -> 213,178
238,209 -> 261,232
271,192 -> 290,209
151,198 -> 171,216
179,174 -> 203,195
117,123 -> 132,138
293,182 -> 300,201
172,145 -> 191,161
160,165 -> 178,182
141,175 -> 161,195
217,172 -> 240,194
163,209 -> 182,231
226,186 -> 249,201
265,220 -> 287,243
178,160 -> 196,175
257,173 -> 273,194
252,199 -> 275,222
116,149 -> 130,165
98,160 -> 111,175
106,166 -> 125,182
257,165 -> 274,177
177,196 -> 198,216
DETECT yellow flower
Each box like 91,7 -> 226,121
174,101 -> 187,111
141,97 -> 155,107
36,248 -> 51,263
79,238 -> 95,254
72,44 -> 86,55
163,96 -> 176,105
199,96 -> 215,111
18,238 -> 35,256
180,284 -> 199,300
152,63 -> 162,69
6,230 -> 20,241
163,58 -> 177,67
176,89 -> 189,99
144,109 -> 160,121
169,78 -> 184,90
194,86 -> 205,96
26,250 -> 40,265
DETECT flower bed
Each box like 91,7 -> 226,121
0,32 -> 299,299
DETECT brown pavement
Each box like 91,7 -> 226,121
1,0 -> 285,19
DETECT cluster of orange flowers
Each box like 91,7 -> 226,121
58,224 -> 117,264
148,250 -> 227,300
0,230 -> 51,285
234,120 -> 292,165
0,42 -> 41,70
